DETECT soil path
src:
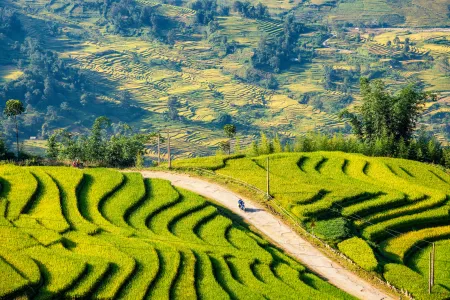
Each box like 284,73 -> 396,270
140,171 -> 393,300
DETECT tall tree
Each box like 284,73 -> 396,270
340,78 -> 435,143
223,124 -> 236,155
87,116 -> 111,164
4,99 -> 25,159
46,132 -> 60,160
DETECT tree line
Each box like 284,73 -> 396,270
46,116 -> 152,167
243,131 -> 450,168
232,1 -> 269,19
0,99 -> 152,168
224,78 -> 450,168
251,15 -> 310,73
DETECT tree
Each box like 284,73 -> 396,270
166,96 -> 180,120
135,151 -> 144,169
258,132 -> 272,154
436,57 -> 450,76
167,29 -> 176,46
223,124 -> 236,154
46,133 -> 59,160
340,78 -> 435,144
403,37 -> 410,53
223,124 -> 236,139
273,134 -> 283,153
218,141 -> 230,154
4,99 -> 25,159
87,116 -> 111,164
393,36 -> 400,45
0,137 -> 7,159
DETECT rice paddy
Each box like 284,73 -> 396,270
0,164 -> 354,299
173,152 -> 450,299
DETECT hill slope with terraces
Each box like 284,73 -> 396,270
0,165 -> 356,299
173,152 -> 450,299
0,0 -> 449,157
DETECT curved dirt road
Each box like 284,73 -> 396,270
141,171 -> 393,300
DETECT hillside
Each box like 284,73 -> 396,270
173,152 -> 450,299
0,165 -> 355,299
0,0 -> 449,158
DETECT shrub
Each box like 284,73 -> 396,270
338,237 -> 378,271
313,218 -> 352,242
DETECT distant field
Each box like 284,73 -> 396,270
327,0 -> 450,27
3,0 -> 450,157
0,65 -> 23,83
0,165 -> 354,299
173,152 -> 450,299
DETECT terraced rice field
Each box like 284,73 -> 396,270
8,0 -> 450,156
173,152 -> 450,299
0,165 -> 354,299
328,0 -> 450,27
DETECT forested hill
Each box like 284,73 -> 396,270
0,0 -> 449,157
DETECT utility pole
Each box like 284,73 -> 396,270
432,243 -> 435,287
429,242 -> 435,294
157,131 -> 161,165
167,131 -> 171,169
266,156 -> 270,199
429,251 -> 432,294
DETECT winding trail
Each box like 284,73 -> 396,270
140,171 -> 393,300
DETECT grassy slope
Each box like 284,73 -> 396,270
172,152 -> 450,299
0,165 -> 354,299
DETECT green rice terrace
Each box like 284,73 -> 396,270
173,152 -> 450,299
0,164 -> 355,299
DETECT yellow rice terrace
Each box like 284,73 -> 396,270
0,165 -> 353,299
173,152 -> 450,299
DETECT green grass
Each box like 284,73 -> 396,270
173,151 -> 450,299
338,237 -> 378,271
78,168 -> 124,231
382,225 -> 450,262
0,258 -> 29,297
0,165 -> 38,219
0,247 -> 41,287
0,166 -> 351,299
45,167 -> 99,233
102,172 -> 146,235
410,240 -> 450,291
25,168 -> 70,232
22,245 -> 87,300
384,263 -> 450,299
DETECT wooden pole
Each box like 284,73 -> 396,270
429,251 -> 432,294
432,243 -> 435,287
167,132 -> 171,169
157,132 -> 161,165
266,157 -> 270,199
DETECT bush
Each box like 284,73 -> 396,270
338,237 -> 378,271
313,218 -> 352,242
